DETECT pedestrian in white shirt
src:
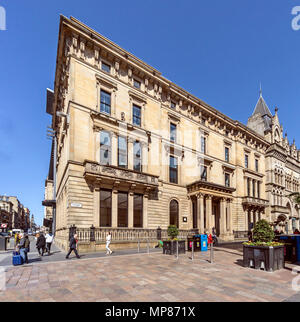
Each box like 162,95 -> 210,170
45,232 -> 54,255
106,232 -> 112,255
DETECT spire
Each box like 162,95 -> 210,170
252,84 -> 272,118
259,82 -> 262,97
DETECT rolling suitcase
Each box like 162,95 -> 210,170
12,253 -> 23,266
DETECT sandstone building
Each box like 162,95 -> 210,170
46,16 -> 299,251
248,92 -> 300,233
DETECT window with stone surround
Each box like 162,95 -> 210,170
118,136 -> 128,169
118,192 -> 128,228
170,123 -> 177,143
101,62 -> 111,74
100,189 -> 112,227
201,165 -> 208,181
133,141 -> 142,172
132,104 -> 141,127
225,173 -> 230,187
100,131 -> 111,165
169,155 -> 178,184
134,194 -> 143,228
201,136 -> 207,154
225,147 -> 230,162
245,154 -> 249,169
133,79 -> 141,89
170,200 -> 179,227
100,90 -> 111,115
255,159 -> 259,172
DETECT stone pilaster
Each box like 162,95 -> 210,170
197,193 -> 204,234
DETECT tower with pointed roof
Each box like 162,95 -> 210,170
247,88 -> 300,233
247,88 -> 273,138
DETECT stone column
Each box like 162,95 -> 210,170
111,132 -> 118,167
143,193 -> 149,229
249,209 -> 254,229
128,190 -> 134,228
206,195 -> 213,232
227,199 -> 233,234
245,210 -> 249,232
249,179 -> 253,197
128,138 -> 134,170
112,188 -> 118,228
94,187 -> 100,227
197,193 -> 204,234
220,198 -> 227,236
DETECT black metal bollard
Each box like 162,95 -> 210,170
156,227 -> 162,240
90,225 -> 95,242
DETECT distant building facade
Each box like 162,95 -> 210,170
0,195 -> 32,231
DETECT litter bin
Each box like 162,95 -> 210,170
275,235 -> 300,263
0,237 -> 7,251
200,234 -> 208,252
194,235 -> 201,251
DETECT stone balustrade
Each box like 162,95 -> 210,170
84,161 -> 159,187
66,227 -> 199,243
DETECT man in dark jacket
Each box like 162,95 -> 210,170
18,234 -> 30,264
66,234 -> 80,259
36,233 -> 46,256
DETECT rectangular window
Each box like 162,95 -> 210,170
133,79 -> 141,89
201,166 -> 207,181
134,194 -> 143,228
225,173 -> 230,187
257,182 -> 261,199
225,147 -> 229,162
118,192 -> 128,228
133,141 -> 142,172
247,178 -> 251,196
101,62 -> 111,73
118,136 -> 128,168
100,90 -> 111,114
100,189 -> 112,227
100,131 -> 111,165
201,136 -> 206,154
170,123 -> 177,143
171,101 -> 176,109
252,180 -> 256,197
132,104 -> 141,127
255,159 -> 259,172
245,155 -> 249,168
169,156 -> 178,184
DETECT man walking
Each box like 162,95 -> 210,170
66,234 -> 80,259
45,232 -> 54,255
106,232 -> 112,255
36,233 -> 46,256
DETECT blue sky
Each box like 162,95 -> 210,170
0,0 -> 299,225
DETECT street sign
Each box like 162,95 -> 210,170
1,224 -> 7,228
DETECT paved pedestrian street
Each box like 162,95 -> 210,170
0,244 -> 299,302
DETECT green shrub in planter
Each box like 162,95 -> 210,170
252,219 -> 274,243
244,219 -> 282,246
167,225 -> 179,240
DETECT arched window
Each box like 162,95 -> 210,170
170,200 -> 179,227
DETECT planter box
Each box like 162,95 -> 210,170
243,245 -> 284,272
163,240 -> 186,255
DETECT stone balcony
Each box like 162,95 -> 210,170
242,196 -> 269,208
83,160 -> 159,189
